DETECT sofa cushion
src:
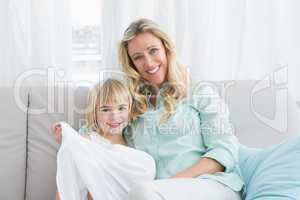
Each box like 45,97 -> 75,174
0,86 -> 28,200
239,135 -> 300,199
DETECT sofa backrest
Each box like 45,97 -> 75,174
0,86 -> 28,200
221,80 -> 300,147
0,80 -> 300,200
26,85 -> 89,200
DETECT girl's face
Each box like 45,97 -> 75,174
96,101 -> 130,136
127,32 -> 168,87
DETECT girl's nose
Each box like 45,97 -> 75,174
109,110 -> 120,119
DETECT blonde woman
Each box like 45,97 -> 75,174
119,18 -> 244,200
52,79 -> 155,200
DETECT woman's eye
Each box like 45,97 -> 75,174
133,55 -> 142,61
149,48 -> 158,54
100,108 -> 110,112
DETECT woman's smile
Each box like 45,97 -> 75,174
146,65 -> 160,75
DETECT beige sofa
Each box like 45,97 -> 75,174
1,80 -> 300,200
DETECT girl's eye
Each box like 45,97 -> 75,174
100,108 -> 110,112
118,106 -> 127,111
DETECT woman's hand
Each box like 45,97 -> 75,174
52,122 -> 62,144
169,157 -> 224,179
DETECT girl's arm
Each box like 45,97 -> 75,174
87,192 -> 93,200
53,123 -> 92,199
55,191 -> 60,200
52,122 -> 91,143
55,191 -> 93,200
170,157 -> 224,178
52,122 -> 62,143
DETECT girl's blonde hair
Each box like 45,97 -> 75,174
86,78 -> 132,131
118,18 -> 191,122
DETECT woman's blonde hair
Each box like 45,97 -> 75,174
85,78 -> 132,131
118,18 -> 191,122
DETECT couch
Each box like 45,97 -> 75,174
1,80 -> 300,200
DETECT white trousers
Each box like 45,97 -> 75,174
56,122 -> 156,200
128,178 -> 242,200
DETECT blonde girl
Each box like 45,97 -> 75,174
53,78 -> 155,200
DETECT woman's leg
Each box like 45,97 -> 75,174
128,178 -> 241,200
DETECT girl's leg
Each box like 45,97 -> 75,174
128,178 -> 241,200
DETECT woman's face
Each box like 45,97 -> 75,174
96,101 -> 130,136
127,32 -> 168,87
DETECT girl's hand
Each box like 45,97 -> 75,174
52,122 -> 62,144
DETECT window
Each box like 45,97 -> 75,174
70,0 -> 102,82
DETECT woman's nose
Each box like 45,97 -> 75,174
144,54 -> 154,67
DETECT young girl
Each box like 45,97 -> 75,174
52,79 -> 156,200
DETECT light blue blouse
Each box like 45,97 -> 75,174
125,82 -> 244,192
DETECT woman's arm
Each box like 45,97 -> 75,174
170,157 -> 224,178
171,158 -> 224,178
171,83 -> 239,179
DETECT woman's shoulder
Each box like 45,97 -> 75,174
185,81 -> 222,111
78,125 -> 90,134
190,81 -> 220,97
123,126 -> 136,147
78,125 -> 95,139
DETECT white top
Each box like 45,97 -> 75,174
56,122 -> 156,200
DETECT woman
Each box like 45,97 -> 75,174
119,18 -> 244,200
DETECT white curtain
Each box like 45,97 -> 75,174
0,0 -> 72,86
101,0 -> 300,100
1,0 -> 298,99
